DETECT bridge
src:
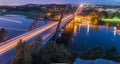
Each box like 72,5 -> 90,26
0,4 -> 83,64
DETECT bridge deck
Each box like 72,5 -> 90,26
0,4 -> 83,64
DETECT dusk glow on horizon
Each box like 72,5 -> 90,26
0,0 -> 120,5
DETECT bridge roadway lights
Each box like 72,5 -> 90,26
0,5 -> 83,64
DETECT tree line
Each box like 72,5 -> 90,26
0,28 -> 9,42
13,37 -> 120,64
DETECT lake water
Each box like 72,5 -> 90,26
0,15 -> 49,38
1,14 -> 120,52
59,20 -> 120,52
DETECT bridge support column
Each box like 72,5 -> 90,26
29,12 -> 42,30
53,4 -> 76,41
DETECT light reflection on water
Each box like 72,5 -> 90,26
59,20 -> 120,52
0,15 -> 49,38
114,26 -> 117,36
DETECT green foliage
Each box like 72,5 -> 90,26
88,11 -> 103,24
114,13 -> 120,19
88,11 -> 98,22
70,50 -> 79,62
105,46 -> 119,60
0,28 -> 9,42
78,46 -> 120,62
108,12 -> 113,19
33,36 -> 43,49
32,41 -> 71,64
12,37 -> 120,64
13,40 -> 32,64
87,10 -> 120,21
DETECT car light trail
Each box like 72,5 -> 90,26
0,22 -> 58,54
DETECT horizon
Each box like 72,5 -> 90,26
0,0 -> 120,6
0,3 -> 120,6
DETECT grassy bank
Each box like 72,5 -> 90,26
102,19 -> 120,22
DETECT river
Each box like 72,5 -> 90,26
58,20 -> 120,52
0,14 -> 49,38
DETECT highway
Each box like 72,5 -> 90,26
0,22 -> 58,54
0,14 -> 74,54
0,4 -> 83,64
0,14 -> 74,64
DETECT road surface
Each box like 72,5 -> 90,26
0,4 -> 83,64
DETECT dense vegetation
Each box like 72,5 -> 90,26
0,28 -> 9,42
32,41 -> 71,64
82,10 -> 120,26
13,38 -> 72,64
13,40 -> 32,64
78,46 -> 120,62
2,4 -> 119,63
13,37 -> 120,64
84,9 -> 120,20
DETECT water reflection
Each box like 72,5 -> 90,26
114,26 -> 117,36
57,20 -> 75,46
73,23 -> 77,36
58,18 -> 120,52
0,15 -> 48,38
87,24 -> 90,35
117,28 -> 120,35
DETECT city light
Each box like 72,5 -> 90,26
80,4 -> 84,7
0,0 -> 120,64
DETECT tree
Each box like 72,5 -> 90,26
114,13 -> 120,19
106,46 -> 118,59
34,36 -> 42,43
88,11 -> 99,24
32,41 -> 71,64
0,28 -> 9,42
77,46 -> 120,62
92,46 -> 104,59
78,51 -> 87,60
71,50 -> 79,62
13,40 -> 32,64
108,12 -> 113,19
101,11 -> 108,18
93,18 -> 99,25
33,36 -> 42,49
97,11 -> 105,19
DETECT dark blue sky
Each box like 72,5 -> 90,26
0,0 -> 120,5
